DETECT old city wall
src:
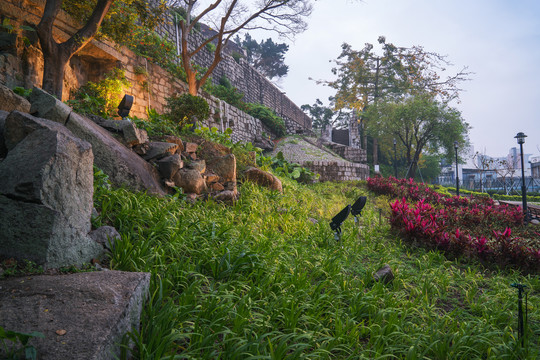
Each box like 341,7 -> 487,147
0,0 -> 303,143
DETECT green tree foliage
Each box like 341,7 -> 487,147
237,33 -> 289,79
301,99 -> 334,129
365,94 -> 470,179
166,93 -> 210,129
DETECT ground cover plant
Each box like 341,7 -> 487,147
368,177 -> 540,273
93,168 -> 540,359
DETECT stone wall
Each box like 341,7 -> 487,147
153,12 -> 312,133
0,0 -> 290,144
302,160 -> 369,182
325,143 -> 367,164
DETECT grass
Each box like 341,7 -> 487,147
93,176 -> 540,359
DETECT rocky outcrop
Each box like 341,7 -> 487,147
28,87 -> 166,196
0,111 -> 103,268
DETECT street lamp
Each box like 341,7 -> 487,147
515,132 -> 528,224
393,138 -> 398,178
454,141 -> 459,197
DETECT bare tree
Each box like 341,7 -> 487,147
36,0 -> 114,99
173,0 -> 312,96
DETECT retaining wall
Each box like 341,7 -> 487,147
303,161 -> 369,182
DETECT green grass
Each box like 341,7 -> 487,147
93,177 -> 540,359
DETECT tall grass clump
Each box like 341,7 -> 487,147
93,171 -> 540,359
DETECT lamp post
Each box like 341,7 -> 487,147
454,141 -> 459,197
515,132 -> 528,224
393,138 -> 398,178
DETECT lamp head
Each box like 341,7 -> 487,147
393,138 -> 397,146
330,205 -> 351,231
453,140 -> 458,150
118,94 -> 134,118
351,196 -> 367,216
515,132 -> 527,145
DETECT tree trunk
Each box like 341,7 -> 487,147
41,43 -> 70,98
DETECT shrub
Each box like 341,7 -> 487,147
67,68 -> 130,118
208,76 -> 245,109
166,93 -> 210,128
245,103 -> 286,138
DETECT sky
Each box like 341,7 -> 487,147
262,0 -> 540,159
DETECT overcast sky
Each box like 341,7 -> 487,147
265,0 -> 540,159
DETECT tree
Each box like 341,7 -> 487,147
365,94 -> 470,179
36,0 -> 114,99
301,99 -> 335,129
237,33 -> 289,79
173,0 -> 312,96
326,36 -> 471,112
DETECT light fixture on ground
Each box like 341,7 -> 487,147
118,94 -> 134,119
330,205 -> 351,241
393,138 -> 397,178
454,140 -> 460,197
351,196 -> 367,224
510,283 -> 528,347
515,132 -> 528,224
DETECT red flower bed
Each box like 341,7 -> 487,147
368,177 -> 540,272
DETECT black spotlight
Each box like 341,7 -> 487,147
351,196 -> 367,223
330,205 -> 351,241
118,94 -> 134,119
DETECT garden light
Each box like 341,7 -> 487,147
330,205 -> 351,241
510,283 -> 528,347
514,132 -> 528,224
351,196 -> 367,224
118,94 -> 134,119
454,140 -> 460,197
393,138 -> 398,178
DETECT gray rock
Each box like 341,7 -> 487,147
142,142 -> 179,161
28,88 -> 165,195
212,190 -> 238,203
0,32 -> 17,52
0,112 -> 103,268
186,159 -> 206,173
373,264 -> 394,284
29,87 -> 72,125
0,271 -> 150,360
253,135 -> 274,152
122,122 -> 148,147
163,135 -> 184,152
0,110 -> 8,158
173,168 -> 207,194
156,154 -> 183,180
0,84 -> 31,113
89,226 -> 121,250
207,154 -> 236,183
245,167 -> 282,192
3,110 -> 67,151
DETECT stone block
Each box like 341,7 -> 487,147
143,141 -> 178,161
0,271 -> 150,360
173,168 -> 207,194
206,154 -> 236,183
0,84 -> 31,113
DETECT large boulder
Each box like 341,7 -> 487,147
0,111 -> 103,268
28,87 -> 165,195
244,167 -> 283,192
206,154 -> 236,183
0,84 -> 31,113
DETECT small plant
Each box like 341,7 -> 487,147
0,326 -> 44,360
67,68 -> 130,118
12,86 -> 32,98
231,51 -> 243,64
245,103 -> 286,137
166,93 -> 210,129
131,108 -> 184,138
206,42 -> 216,53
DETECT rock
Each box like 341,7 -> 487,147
0,271 -> 150,360
133,143 -> 149,156
185,142 -> 198,153
253,135 -> 274,152
531,219 -> 539,225
89,226 -> 121,250
206,154 -> 236,183
186,159 -> 206,173
28,88 -> 165,195
0,110 -> 8,158
373,264 -> 394,284
0,32 -> 17,52
0,84 -> 31,113
163,135 -> 184,152
0,111 -> 103,268
204,173 -> 220,184
245,167 -> 283,192
122,122 -> 148,147
185,193 -> 198,203
213,190 -> 238,203
142,142 -> 178,161
210,182 -> 225,191
173,168 -> 207,194
156,154 -> 183,180
87,115 -> 125,132
308,218 -> 319,224
29,87 -> 72,124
